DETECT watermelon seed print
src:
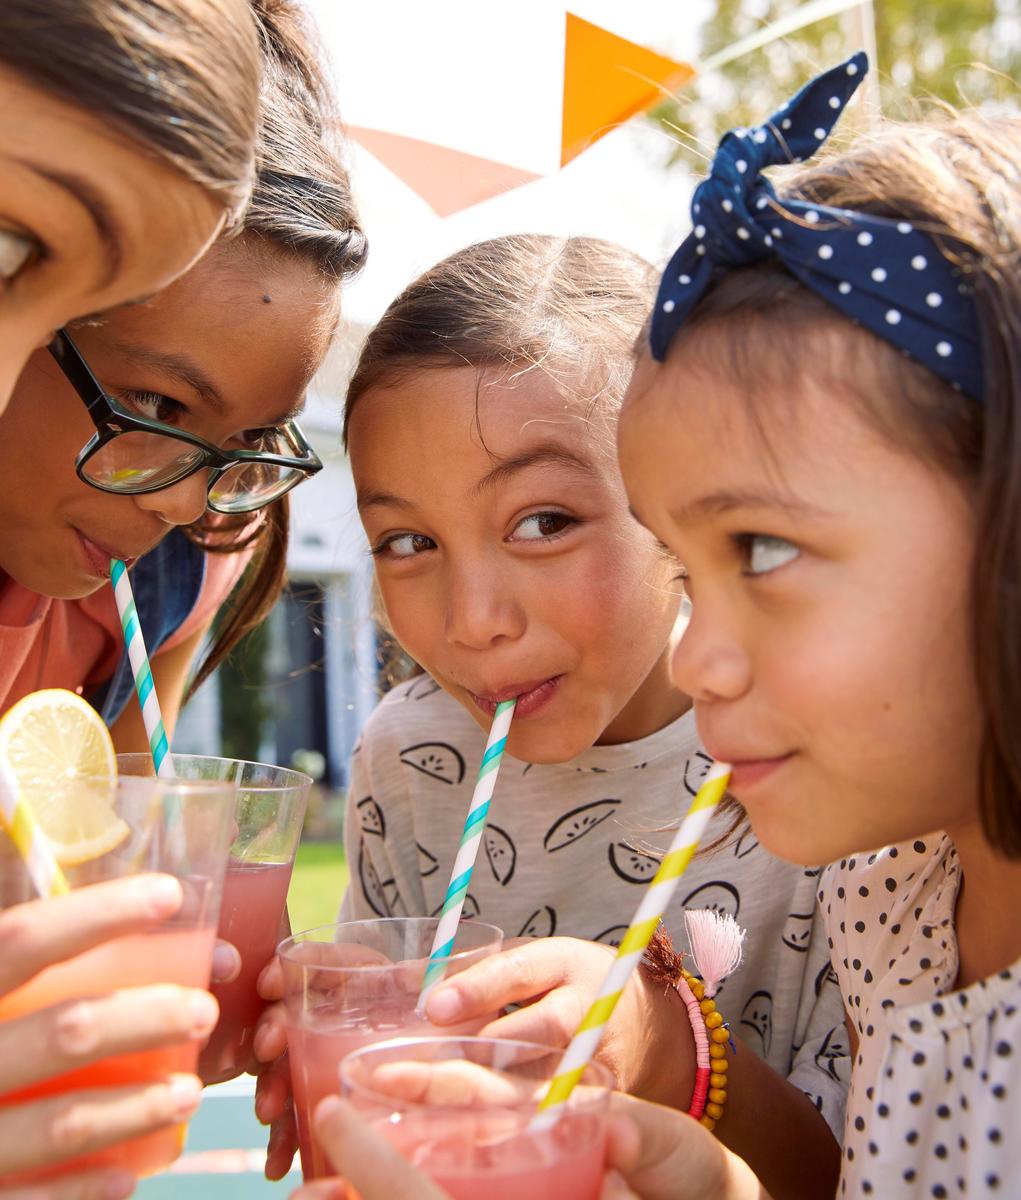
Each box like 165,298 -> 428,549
484,824 -> 517,885
398,741 -> 466,785
356,796 -> 385,838
543,799 -> 621,852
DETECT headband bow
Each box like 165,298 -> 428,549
650,52 -> 983,401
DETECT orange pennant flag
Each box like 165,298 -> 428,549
562,12 -> 695,166
348,127 -> 541,217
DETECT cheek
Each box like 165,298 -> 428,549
376,574 -> 442,661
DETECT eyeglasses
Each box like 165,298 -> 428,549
48,329 -> 322,514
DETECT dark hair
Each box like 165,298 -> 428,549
344,233 -> 657,444
0,0 -> 261,219
652,111 -> 1021,857
186,0 -> 367,696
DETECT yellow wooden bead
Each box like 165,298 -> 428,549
708,1088 -> 727,1105
711,1055 -> 729,1073
710,1027 -> 731,1044
700,998 -> 715,1015
691,981 -> 705,1000
704,1011 -> 724,1030
705,1101 -> 724,1120
709,1042 -> 726,1059
699,1115 -> 716,1131
710,1072 -> 728,1089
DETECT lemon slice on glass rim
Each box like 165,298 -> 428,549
0,689 -> 127,865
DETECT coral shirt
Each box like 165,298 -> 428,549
0,548 -> 249,714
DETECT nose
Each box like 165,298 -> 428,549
444,560 -> 526,651
132,471 -> 209,527
669,602 -> 752,703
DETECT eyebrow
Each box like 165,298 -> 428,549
357,444 -> 599,513
110,342 -> 228,416
17,161 -> 124,288
668,488 -> 832,525
470,445 -> 598,498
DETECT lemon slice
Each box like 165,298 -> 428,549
0,689 -> 126,865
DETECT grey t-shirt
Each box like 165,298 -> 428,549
340,675 -> 850,1134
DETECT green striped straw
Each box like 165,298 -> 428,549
418,698 -> 516,1006
110,558 -> 175,778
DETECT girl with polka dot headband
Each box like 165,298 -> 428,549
611,51 -> 1021,1200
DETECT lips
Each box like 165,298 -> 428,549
73,528 -> 145,579
706,749 -> 795,792
468,675 -> 563,719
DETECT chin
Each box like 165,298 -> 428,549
504,725 -> 596,766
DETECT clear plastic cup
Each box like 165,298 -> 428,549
118,753 -> 310,1083
279,917 -> 504,1179
0,772 -> 236,1182
341,1037 -> 612,1200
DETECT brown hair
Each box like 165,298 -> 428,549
344,234 -> 657,443
0,0 -> 261,219
652,111 -> 1021,857
186,0 -> 367,695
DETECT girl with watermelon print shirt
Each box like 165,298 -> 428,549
325,234 -> 849,1196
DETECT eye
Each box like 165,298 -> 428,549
740,534 -> 800,576
372,532 -> 436,559
233,427 -> 275,451
117,389 -> 187,425
0,228 -> 37,281
510,511 -> 576,542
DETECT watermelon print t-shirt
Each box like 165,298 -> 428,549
339,675 -> 851,1135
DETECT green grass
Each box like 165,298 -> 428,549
287,841 -> 348,934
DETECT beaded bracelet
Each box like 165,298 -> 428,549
676,966 -> 731,1131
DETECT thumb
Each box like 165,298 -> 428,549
313,1096 -> 452,1200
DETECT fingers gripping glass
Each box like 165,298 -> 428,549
49,330 -> 322,514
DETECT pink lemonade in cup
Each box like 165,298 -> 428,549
0,927 -> 216,1179
340,1037 -> 611,1200
118,754 -> 310,1084
0,773 -> 236,1184
279,917 -> 504,1180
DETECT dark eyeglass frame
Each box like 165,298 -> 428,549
48,329 -> 323,514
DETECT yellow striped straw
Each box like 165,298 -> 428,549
531,760 -> 731,1130
0,759 -> 69,898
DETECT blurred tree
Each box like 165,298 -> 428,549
650,0 -> 1020,171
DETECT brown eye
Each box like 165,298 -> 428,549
513,511 -> 576,540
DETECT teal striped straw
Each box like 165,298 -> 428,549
418,698 -> 516,1006
110,558 -> 175,778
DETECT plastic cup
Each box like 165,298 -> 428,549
340,1037 -> 612,1200
279,917 -> 504,1180
118,753 -> 310,1084
0,772 -> 236,1183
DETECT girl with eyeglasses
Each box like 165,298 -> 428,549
0,0 -> 366,757
0,2 -> 364,1191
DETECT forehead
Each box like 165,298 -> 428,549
350,363 -> 611,467
619,341 -> 892,513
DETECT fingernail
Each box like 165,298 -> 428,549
426,988 -> 462,1023
188,990 -> 219,1035
168,1074 -> 203,1117
105,1170 -> 137,1199
211,941 -> 240,983
316,1094 -> 343,1123
136,875 -> 182,918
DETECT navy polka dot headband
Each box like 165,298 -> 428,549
650,51 -> 984,401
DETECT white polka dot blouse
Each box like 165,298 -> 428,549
821,836 -> 1020,1197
